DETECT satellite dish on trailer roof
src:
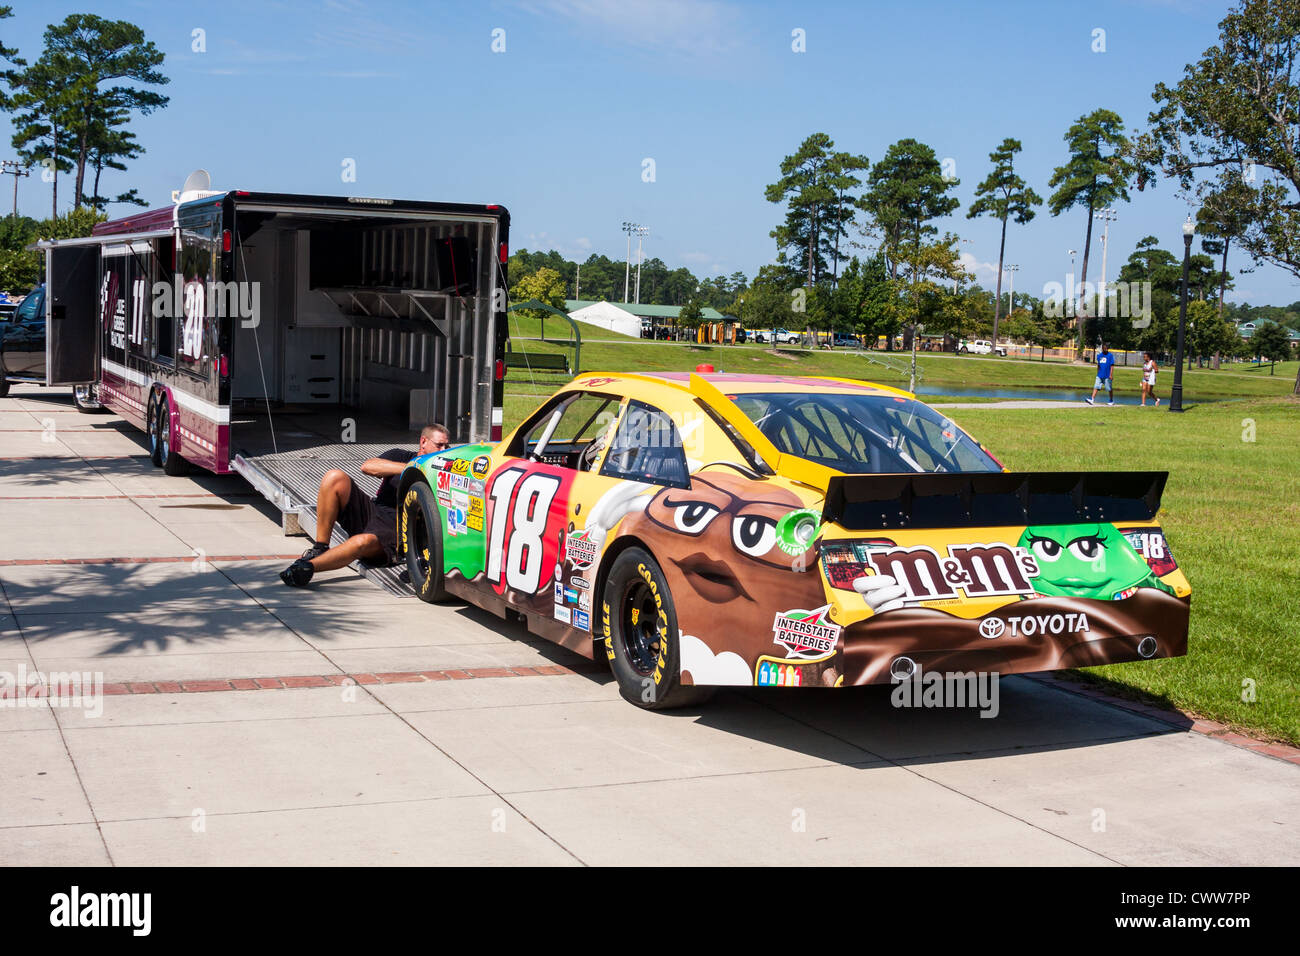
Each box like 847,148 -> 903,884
181,169 -> 211,194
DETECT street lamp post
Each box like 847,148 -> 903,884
1169,217 -> 1195,413
1004,264 -> 1018,333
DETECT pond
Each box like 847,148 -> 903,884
913,384 -> 1224,405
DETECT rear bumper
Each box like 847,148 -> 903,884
839,589 -> 1189,686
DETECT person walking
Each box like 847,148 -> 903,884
1141,352 -> 1161,406
1085,343 -> 1116,406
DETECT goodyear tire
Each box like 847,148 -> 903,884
602,546 -> 714,710
401,481 -> 448,603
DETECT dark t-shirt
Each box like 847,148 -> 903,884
374,448 -> 417,509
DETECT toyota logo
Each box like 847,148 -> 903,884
979,617 -> 1005,639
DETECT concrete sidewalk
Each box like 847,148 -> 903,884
2,384 -> 1297,866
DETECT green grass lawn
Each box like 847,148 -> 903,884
504,330 -> 1299,402
948,397 -> 1300,744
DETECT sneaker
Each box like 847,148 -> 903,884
1154,398 -> 1160,405
301,542 -> 329,561
1085,397 -> 1094,405
280,558 -> 315,587
1107,401 -> 1115,406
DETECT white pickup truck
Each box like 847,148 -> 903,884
959,339 -> 1007,356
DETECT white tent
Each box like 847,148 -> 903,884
568,301 -> 642,338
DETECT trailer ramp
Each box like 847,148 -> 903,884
233,442 -> 415,597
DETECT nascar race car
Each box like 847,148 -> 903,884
395,373 -> 1190,708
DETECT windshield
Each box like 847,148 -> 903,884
732,391 -> 1001,474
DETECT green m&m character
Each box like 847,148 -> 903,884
1016,523 -> 1173,601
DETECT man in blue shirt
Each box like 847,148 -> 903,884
1085,344 -> 1116,406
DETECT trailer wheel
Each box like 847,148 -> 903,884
155,400 -> 188,476
602,547 -> 714,710
401,481 -> 447,603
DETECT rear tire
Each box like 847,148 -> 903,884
155,399 -> 187,475
602,547 -> 714,710
401,481 -> 448,603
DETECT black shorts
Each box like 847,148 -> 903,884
338,478 -> 400,565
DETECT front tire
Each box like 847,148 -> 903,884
401,481 -> 448,602
602,547 -> 714,710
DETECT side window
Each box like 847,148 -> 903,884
600,400 -> 689,488
154,237 -> 175,361
509,392 -> 621,470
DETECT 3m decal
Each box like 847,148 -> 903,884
772,605 -> 842,659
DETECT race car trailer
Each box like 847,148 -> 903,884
33,186 -> 509,588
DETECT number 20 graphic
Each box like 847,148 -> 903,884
486,467 -> 562,593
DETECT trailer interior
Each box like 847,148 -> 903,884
226,200 -> 504,594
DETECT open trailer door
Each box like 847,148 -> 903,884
44,243 -> 101,386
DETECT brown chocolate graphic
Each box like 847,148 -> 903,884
840,588 -> 1190,685
619,471 -> 828,665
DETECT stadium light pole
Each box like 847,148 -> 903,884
622,221 -> 636,303
1095,208 -> 1117,321
633,224 -> 649,305
1169,216 -> 1195,413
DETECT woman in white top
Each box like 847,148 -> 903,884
1141,353 -> 1160,406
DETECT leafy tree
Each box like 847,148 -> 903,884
824,150 -> 870,283
766,133 -> 837,286
738,264 -> 800,333
678,298 -> 704,332
1047,109 -> 1133,337
1135,0 -> 1300,391
6,57 -> 73,217
861,139 -> 960,348
0,206 -> 104,290
35,15 -> 168,209
1250,320 -> 1293,364
966,137 -> 1042,345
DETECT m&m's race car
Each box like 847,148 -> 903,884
395,372 -> 1190,708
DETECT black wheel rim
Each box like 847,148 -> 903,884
409,501 -> 430,578
620,579 -> 662,676
148,405 -> 159,453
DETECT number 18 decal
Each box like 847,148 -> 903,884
486,466 -> 563,594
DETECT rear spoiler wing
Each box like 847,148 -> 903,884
822,472 -> 1168,530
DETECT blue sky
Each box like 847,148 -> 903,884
4,0 -> 1295,305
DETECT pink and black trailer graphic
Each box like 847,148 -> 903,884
33,184 -> 510,510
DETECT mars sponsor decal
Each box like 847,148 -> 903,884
565,529 -> 600,570
865,543 -> 1040,602
771,605 -> 842,659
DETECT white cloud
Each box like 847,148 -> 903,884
959,252 -> 1003,283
